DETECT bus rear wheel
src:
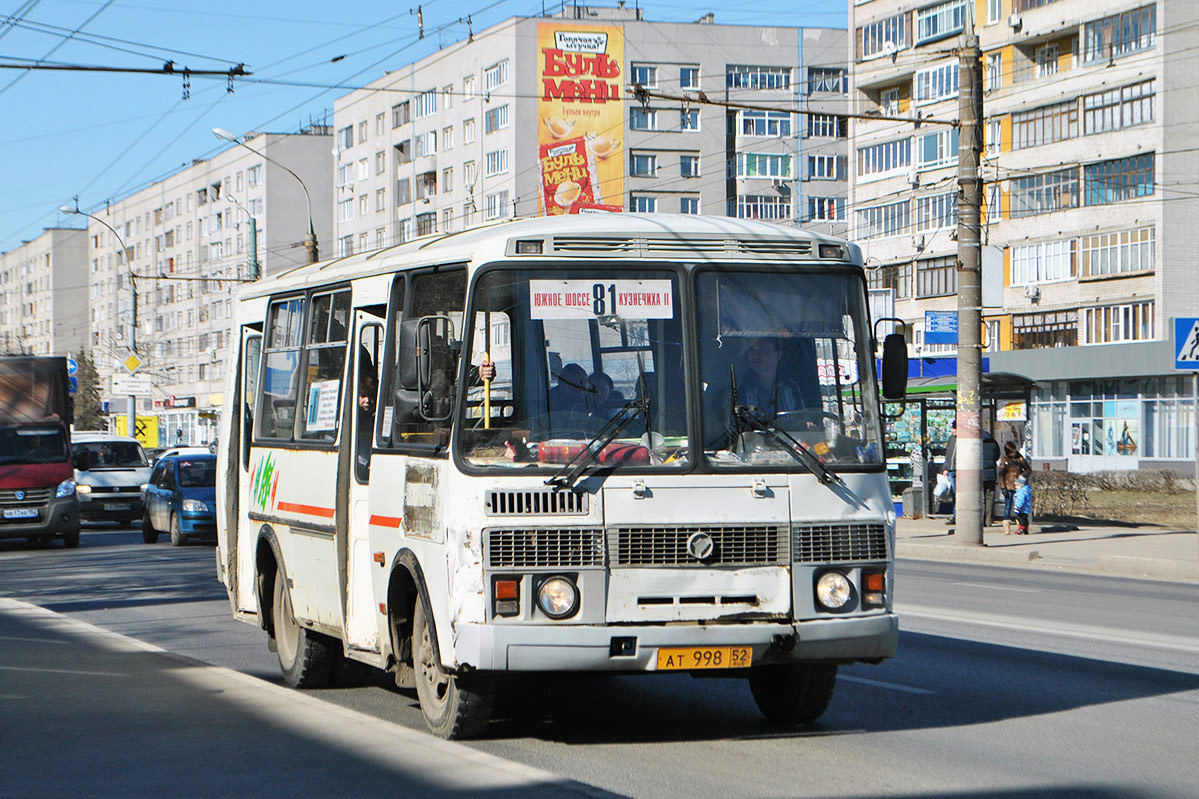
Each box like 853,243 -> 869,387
748,662 -> 838,724
271,566 -> 333,688
412,599 -> 493,739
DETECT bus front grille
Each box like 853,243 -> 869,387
484,489 -> 588,517
609,525 -> 788,567
486,528 -> 604,568
792,523 -> 888,563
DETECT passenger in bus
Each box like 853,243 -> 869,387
356,353 -> 378,480
587,371 -> 625,419
548,363 -> 591,416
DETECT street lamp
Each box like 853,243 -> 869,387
61,201 -> 139,439
212,127 -> 319,264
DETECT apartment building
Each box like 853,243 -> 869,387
0,228 -> 88,357
85,129 -> 332,446
330,5 -> 850,252
850,0 -> 1198,472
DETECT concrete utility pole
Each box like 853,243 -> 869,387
955,36 -> 984,546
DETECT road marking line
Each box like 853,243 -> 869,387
897,603 -> 1199,655
0,665 -> 125,677
838,674 -> 935,695
949,581 -> 1039,593
0,635 -> 67,644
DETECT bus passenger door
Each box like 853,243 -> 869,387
233,328 -> 261,613
345,311 -> 384,651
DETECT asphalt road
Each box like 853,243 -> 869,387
2,524 -> 1197,799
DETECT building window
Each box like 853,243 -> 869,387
376,112 -> 385,136
986,52 -> 1002,92
631,195 -> 657,213
680,108 -> 700,131
484,59 -> 509,91
375,151 -> 386,175
916,127 -> 959,170
416,212 -> 437,237
1013,310 -> 1077,349
880,88 -> 901,116
808,67 -> 846,93
732,195 -> 791,220
739,110 -> 791,137
415,131 -> 437,157
736,153 -> 792,179
680,154 -> 700,177
394,140 -> 411,165
986,119 -> 1001,156
987,0 -> 1001,24
915,256 -> 957,298
856,138 -> 911,178
376,188 -> 386,212
631,64 -> 657,87
856,200 -> 909,239
726,65 -> 791,90
415,90 -> 437,119
1010,167 -> 1079,218
396,178 -> 411,206
1082,301 -> 1154,344
916,0 -> 966,44
866,262 -> 911,300
464,161 -> 477,190
859,13 -> 908,60
1084,5 -> 1155,63
1080,226 -> 1155,278
442,125 -> 454,150
1083,80 -> 1155,135
1084,153 -> 1154,206
357,158 -> 368,181
339,125 -> 354,150
392,101 -> 410,127
442,84 -> 453,109
484,149 -> 509,177
442,208 -> 453,232
359,194 -> 368,215
807,114 -> 846,138
463,118 -> 476,144
463,202 -> 476,227
680,66 -> 700,89
1010,239 -> 1076,286
484,104 -> 509,133
630,153 -> 658,177
680,196 -> 700,214
1034,44 -> 1058,78
247,164 -> 262,186
915,192 -> 956,231
808,197 -> 845,221
442,167 -> 453,193
358,121 -> 368,143
808,154 -> 838,179
338,198 -> 354,222
416,171 -> 437,201
630,107 -> 657,130
462,74 -> 476,100
1012,100 -> 1078,149
338,235 -> 354,258
914,61 -> 959,105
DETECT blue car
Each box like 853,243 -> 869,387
141,454 -> 217,546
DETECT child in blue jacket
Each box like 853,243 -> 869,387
1013,475 -> 1033,535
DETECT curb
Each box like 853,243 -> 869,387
896,541 -> 1199,583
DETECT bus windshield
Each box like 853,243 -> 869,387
0,426 -> 68,465
696,269 -> 883,469
460,267 -> 689,470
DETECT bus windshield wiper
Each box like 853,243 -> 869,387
733,404 -> 838,485
545,396 -> 650,489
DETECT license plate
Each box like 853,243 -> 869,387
656,646 -> 752,671
103,502 -> 130,511
3,508 -> 38,519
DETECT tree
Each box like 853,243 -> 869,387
73,350 -> 104,430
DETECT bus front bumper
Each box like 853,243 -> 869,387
453,613 -> 898,672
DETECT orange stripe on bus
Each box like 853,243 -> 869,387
369,515 -> 403,528
276,501 -> 336,518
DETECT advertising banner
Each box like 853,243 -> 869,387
536,22 -> 625,215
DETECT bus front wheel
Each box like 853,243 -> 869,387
412,599 -> 493,739
272,566 -> 333,688
748,663 -> 838,724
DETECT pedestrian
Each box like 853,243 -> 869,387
941,421 -> 957,524
998,440 -> 1031,535
1013,475 -> 1033,535
982,429 -> 1001,527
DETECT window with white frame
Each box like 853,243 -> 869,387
680,66 -> 699,89
916,0 -> 966,44
1010,239 -> 1076,285
856,200 -> 909,239
337,163 -> 354,188
357,158 -> 368,181
986,119 -> 1001,156
880,88 -> 901,116
630,153 -> 658,177
484,190 -> 509,220
442,85 -> 453,109
463,117 -> 476,144
1080,226 -> 1155,278
917,127 -> 959,170
462,74 -> 476,100
463,202 -> 476,227
1084,5 -> 1155,63
808,196 -> 845,221
916,256 -> 957,298
338,198 -> 354,222
736,153 -> 792,179
484,149 -> 509,177
443,208 -> 453,232
740,110 -> 792,137
807,114 -> 846,137
415,130 -> 437,157
359,195 -> 368,215
630,108 -> 657,130
732,195 -> 791,220
442,126 -> 454,150
860,13 -> 908,60
1035,44 -> 1058,78
680,154 -> 700,177
986,53 -> 1002,92
484,60 -> 509,91
726,65 -> 791,90
1013,100 -> 1078,150
856,138 -> 911,178
985,184 -> 1001,223
339,126 -> 353,150
1082,80 -> 1154,135
396,178 -> 411,205
1082,301 -> 1154,344
915,192 -> 956,231
808,67 -> 846,93
680,196 -> 700,214
376,188 -> 386,212
1010,167 -> 1079,217
442,167 -> 454,193
392,101 -> 410,127
631,195 -> 657,213
808,154 -> 838,179
375,151 -> 386,175
463,161 -> 477,190
376,113 -> 385,136
987,0 -> 1001,24
631,64 -> 657,87
484,104 -> 509,133
415,89 -> 437,118
680,108 -> 699,131
358,120 -> 368,143
247,164 -> 262,186
914,61 -> 959,105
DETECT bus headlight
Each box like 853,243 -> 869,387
536,576 -> 579,619
815,571 -> 852,611
56,479 -> 76,498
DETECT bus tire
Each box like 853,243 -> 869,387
272,566 -> 333,689
142,511 -> 158,544
748,663 -> 838,724
169,514 -> 188,546
412,599 -> 493,739
61,529 -> 80,549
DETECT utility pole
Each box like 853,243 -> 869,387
248,217 -> 260,280
955,36 -> 985,546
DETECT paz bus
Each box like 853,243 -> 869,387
216,213 -> 909,738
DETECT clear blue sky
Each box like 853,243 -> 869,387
0,0 -> 848,253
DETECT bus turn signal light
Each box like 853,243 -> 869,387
494,579 -> 520,617
862,570 -> 886,608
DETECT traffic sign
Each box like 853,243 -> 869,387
112,374 -> 153,395
69,376 -> 78,394
123,352 -> 142,374
924,311 -> 958,345
1174,318 -> 1199,370
66,357 -> 78,376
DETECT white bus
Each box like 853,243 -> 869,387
216,214 -> 909,738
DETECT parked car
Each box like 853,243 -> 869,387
72,432 -> 152,525
142,454 -> 217,545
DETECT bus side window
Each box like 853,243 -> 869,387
379,274 -> 407,447
298,290 -> 352,442
258,297 -> 304,440
241,333 -> 261,469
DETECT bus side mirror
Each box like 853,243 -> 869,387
415,315 -> 457,422
881,333 -> 908,401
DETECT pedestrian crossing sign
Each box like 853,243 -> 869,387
1175,318 -> 1199,370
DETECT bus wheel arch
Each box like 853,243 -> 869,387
386,550 -> 426,676
254,526 -> 282,637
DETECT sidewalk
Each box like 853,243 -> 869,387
896,515 -> 1199,582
